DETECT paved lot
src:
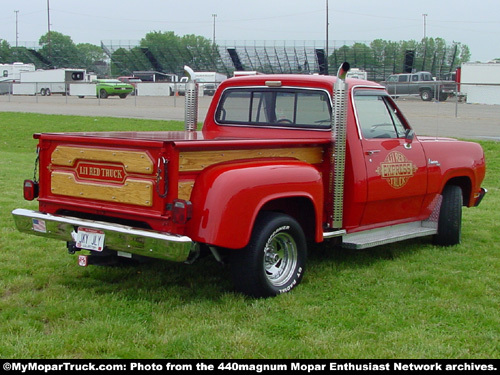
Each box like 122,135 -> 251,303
1,94 -> 499,141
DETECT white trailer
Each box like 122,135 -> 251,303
0,62 -> 36,94
460,62 -> 500,105
18,68 -> 88,96
178,71 -> 227,96
0,62 -> 36,82
346,68 -> 368,80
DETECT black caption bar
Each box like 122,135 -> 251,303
1,360 -> 498,374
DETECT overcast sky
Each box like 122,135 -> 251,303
1,0 -> 498,62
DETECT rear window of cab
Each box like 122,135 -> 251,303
215,88 -> 332,129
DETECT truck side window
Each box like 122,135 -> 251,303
217,91 -> 253,123
398,75 -> 408,82
354,94 -> 406,139
216,88 -> 331,129
421,73 -> 433,81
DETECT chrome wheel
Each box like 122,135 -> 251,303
230,212 -> 306,297
264,232 -> 298,287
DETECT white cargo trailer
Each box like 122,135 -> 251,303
460,62 -> 500,105
18,68 -> 88,96
0,62 -> 36,94
178,71 -> 227,96
0,62 -> 36,82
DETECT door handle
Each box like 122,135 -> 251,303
365,150 -> 381,156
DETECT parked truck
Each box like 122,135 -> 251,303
12,63 -> 487,298
381,71 -> 456,101
18,68 -> 88,96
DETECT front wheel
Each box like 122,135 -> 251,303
434,185 -> 463,246
229,212 -> 307,298
420,89 -> 433,101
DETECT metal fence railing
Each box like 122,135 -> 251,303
2,81 -> 500,119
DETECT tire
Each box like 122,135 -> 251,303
438,93 -> 449,102
45,88 -> 51,96
99,89 -> 108,99
420,89 -> 433,101
229,212 -> 307,298
119,94 -> 127,99
434,185 -> 463,246
40,88 -> 46,96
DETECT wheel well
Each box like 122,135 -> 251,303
444,177 -> 471,206
260,197 -> 316,240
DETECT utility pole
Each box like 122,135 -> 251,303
326,0 -> 329,74
422,13 -> 428,40
47,0 -> 51,59
14,10 -> 19,48
212,14 -> 217,46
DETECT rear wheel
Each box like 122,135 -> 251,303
229,212 -> 307,298
434,185 -> 463,246
99,89 -> 108,99
438,92 -> 449,101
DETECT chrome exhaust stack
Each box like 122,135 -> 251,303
331,62 -> 350,229
184,65 -> 199,132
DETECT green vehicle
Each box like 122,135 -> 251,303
96,79 -> 134,99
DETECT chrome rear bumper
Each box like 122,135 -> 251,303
11,208 -> 193,262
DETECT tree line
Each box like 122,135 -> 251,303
0,30 -> 471,80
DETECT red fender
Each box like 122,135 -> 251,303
185,159 -> 324,249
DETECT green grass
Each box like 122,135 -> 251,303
1,112 -> 499,359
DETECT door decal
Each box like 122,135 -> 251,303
375,151 -> 418,189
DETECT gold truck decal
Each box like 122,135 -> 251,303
76,161 -> 127,184
376,151 -> 418,189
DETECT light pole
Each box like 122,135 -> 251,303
212,14 -> 217,46
422,13 -> 428,40
47,0 -> 52,59
326,0 -> 329,62
15,10 -> 19,48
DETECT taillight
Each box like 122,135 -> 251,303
23,180 -> 39,201
172,199 -> 192,224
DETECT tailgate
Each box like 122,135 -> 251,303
36,133 -> 176,231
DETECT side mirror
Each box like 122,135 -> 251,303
405,129 -> 415,144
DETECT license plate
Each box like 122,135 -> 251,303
76,227 -> 105,251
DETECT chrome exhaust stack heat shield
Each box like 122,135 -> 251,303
184,65 -> 199,132
331,62 -> 350,229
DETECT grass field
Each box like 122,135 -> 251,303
0,112 -> 499,359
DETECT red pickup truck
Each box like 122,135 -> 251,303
12,64 -> 487,297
